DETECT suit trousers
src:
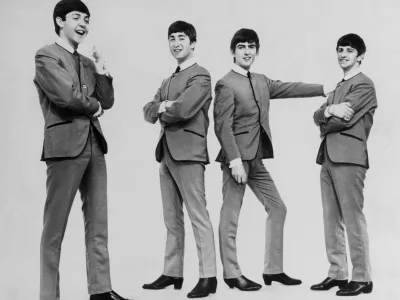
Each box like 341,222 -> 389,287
219,151 -> 287,279
40,126 -> 112,300
159,138 -> 217,278
320,148 -> 371,282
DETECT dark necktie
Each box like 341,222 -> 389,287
175,66 -> 181,74
247,71 -> 257,101
73,50 -> 81,87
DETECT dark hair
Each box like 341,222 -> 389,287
336,33 -> 366,56
168,21 -> 197,43
53,0 -> 90,35
230,28 -> 260,53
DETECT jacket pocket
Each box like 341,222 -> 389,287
340,132 -> 363,141
234,131 -> 249,136
184,129 -> 204,138
46,120 -> 73,129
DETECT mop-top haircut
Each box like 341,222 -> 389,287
168,20 -> 197,43
336,33 -> 366,56
230,28 -> 260,53
53,0 -> 90,35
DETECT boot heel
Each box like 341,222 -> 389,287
210,283 -> 217,294
363,283 -> 373,294
264,279 -> 271,285
224,280 -> 234,289
174,279 -> 183,290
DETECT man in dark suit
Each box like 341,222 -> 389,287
311,34 -> 377,297
213,28 -> 329,292
34,1 -> 131,299
142,21 -> 217,298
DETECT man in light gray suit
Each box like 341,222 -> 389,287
34,1 -> 131,299
142,21 -> 217,299
311,33 -> 377,297
213,28 -> 329,292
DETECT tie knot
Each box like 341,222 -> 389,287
175,66 -> 181,74
247,71 -> 251,79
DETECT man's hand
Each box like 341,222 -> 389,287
231,164 -> 247,184
328,102 -> 354,121
165,100 -> 176,109
93,102 -> 103,118
91,46 -> 108,75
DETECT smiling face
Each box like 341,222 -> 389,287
168,32 -> 195,64
56,11 -> 89,49
337,46 -> 363,72
232,42 -> 258,70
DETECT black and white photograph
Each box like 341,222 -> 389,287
1,0 -> 399,299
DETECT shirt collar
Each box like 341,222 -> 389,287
343,68 -> 362,81
178,56 -> 196,71
232,63 -> 249,77
55,38 -> 76,54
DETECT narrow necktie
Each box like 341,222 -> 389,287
175,66 -> 181,74
73,50 -> 81,87
247,71 -> 257,101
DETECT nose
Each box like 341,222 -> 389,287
172,40 -> 180,48
78,22 -> 87,30
244,47 -> 250,55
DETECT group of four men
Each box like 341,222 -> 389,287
34,1 -> 377,300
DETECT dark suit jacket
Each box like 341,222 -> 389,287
313,73 -> 377,168
143,63 -> 212,163
214,70 -> 325,164
34,43 -> 114,161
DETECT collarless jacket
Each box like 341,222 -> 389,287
34,43 -> 114,161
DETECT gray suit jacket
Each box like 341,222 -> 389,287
143,63 -> 212,163
313,73 -> 377,168
214,70 -> 325,164
34,43 -> 114,160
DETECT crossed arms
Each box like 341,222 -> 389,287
143,73 -> 211,124
313,81 -> 376,135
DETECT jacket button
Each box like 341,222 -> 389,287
82,84 -> 87,89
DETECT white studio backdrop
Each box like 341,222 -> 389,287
0,0 -> 399,299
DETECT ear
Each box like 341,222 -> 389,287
56,16 -> 64,30
256,49 -> 260,56
190,41 -> 197,51
357,54 -> 364,63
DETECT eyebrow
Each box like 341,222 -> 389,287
236,43 -> 255,47
72,12 -> 89,18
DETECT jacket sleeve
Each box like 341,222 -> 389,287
320,82 -> 377,135
266,75 -> 325,99
143,83 -> 164,124
159,73 -> 211,123
94,72 -> 114,110
313,102 -> 329,126
35,53 -> 100,116
213,80 -> 241,162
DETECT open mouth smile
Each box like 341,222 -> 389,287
75,29 -> 86,36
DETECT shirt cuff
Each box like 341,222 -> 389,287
229,157 -> 243,168
158,101 -> 167,114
